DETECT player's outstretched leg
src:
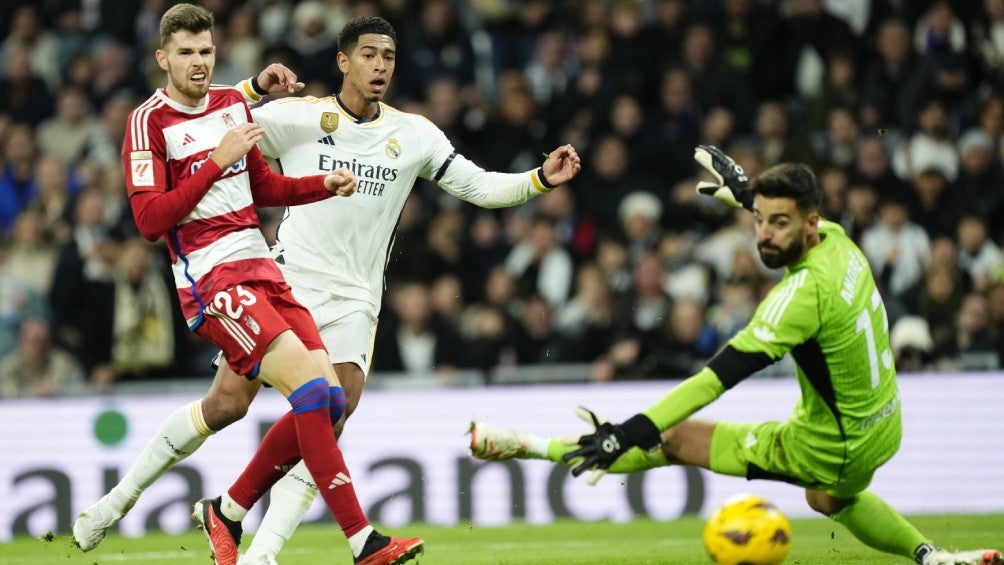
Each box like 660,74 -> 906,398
468,421 -> 669,473
73,400 -> 214,551
917,546 -> 1003,565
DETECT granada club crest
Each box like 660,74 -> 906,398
242,314 -> 261,335
385,137 -> 401,159
222,112 -> 236,128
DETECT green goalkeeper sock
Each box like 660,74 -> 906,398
830,491 -> 928,559
545,439 -> 669,472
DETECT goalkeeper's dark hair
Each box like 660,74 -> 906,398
750,163 -> 822,212
159,4 -> 214,49
338,16 -> 397,54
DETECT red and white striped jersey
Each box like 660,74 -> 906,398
122,86 -> 329,328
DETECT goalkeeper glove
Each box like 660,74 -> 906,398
561,407 -> 662,486
694,144 -> 753,211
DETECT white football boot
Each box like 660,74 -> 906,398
468,422 -> 532,461
922,548 -> 1003,565
72,494 -> 124,551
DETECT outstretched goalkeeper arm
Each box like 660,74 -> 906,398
560,145 -> 771,482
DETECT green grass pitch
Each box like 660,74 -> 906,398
4,514 -> 1002,564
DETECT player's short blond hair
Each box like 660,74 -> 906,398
159,3 -> 214,49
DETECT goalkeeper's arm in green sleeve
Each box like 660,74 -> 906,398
617,343 -> 776,447
641,367 -> 727,431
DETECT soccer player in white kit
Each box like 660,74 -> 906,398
72,14 -> 582,565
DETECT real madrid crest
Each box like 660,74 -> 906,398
320,112 -> 339,133
385,137 -> 401,159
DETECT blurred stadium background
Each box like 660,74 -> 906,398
0,0 -> 1002,553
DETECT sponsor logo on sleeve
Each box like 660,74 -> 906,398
131,156 -> 154,186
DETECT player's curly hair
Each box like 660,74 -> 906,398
338,16 -> 398,54
750,163 -> 822,212
159,3 -> 214,49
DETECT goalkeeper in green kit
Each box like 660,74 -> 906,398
469,146 -> 1002,565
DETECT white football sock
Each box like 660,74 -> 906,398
245,460 -> 318,558
527,433 -> 550,458
107,400 -> 214,513
348,525 -> 375,557
221,492 -> 249,522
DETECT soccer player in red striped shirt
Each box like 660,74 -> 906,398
86,4 -> 422,565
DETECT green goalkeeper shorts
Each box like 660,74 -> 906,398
709,421 -> 892,499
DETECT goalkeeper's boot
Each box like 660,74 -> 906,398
354,530 -> 424,565
468,421 -> 532,461
72,494 -> 124,551
921,547 -> 1003,565
237,552 -> 278,565
193,496 -> 242,565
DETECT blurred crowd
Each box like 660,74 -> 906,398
1,0 -> 1003,399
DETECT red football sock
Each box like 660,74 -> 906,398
227,410 -> 300,509
293,403 -> 369,537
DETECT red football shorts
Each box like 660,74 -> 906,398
195,279 -> 324,377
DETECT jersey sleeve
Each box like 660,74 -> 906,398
251,99 -> 301,159
418,117 -> 553,208
122,106 -> 223,241
729,268 -> 820,359
246,145 -> 331,206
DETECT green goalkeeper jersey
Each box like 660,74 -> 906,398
728,220 -> 901,467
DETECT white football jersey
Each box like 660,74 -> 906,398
251,95 -> 552,319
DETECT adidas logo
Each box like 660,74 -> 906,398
328,472 -> 352,489
182,133 -> 196,145
317,135 -> 336,146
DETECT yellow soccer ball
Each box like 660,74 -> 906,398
703,494 -> 792,565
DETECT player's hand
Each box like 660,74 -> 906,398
694,144 -> 752,211
256,63 -> 305,95
560,407 -> 629,486
211,123 -> 263,170
324,167 -> 357,197
542,144 -> 582,187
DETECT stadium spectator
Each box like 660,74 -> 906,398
751,100 -> 818,169
889,315 -> 935,372
618,191 -> 664,263
0,244 -> 48,360
35,86 -> 105,166
859,18 -> 922,131
504,213 -> 574,309
0,123 -> 39,236
0,6 -> 61,92
953,292 -> 998,370
47,188 -> 118,380
956,214 -> 1003,292
372,280 -> 464,376
861,195 -> 931,318
0,317 -> 85,398
677,23 -> 752,132
98,237 -> 178,387
808,50 -> 859,131
555,262 -> 615,362
839,179 -> 879,244
917,261 -> 966,363
3,209 -> 57,296
954,129 -> 1004,237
